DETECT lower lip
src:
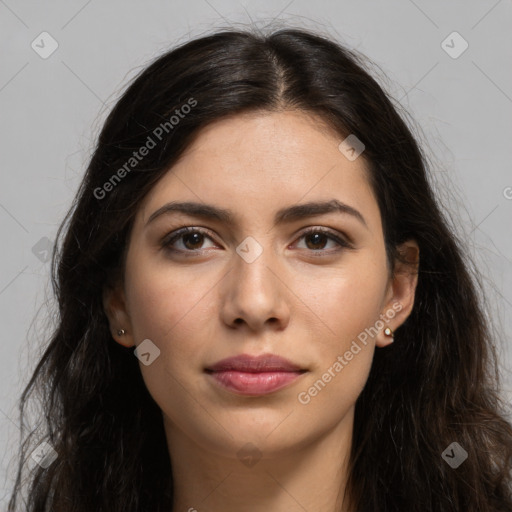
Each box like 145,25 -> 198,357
206,370 -> 304,395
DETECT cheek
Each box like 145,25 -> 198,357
123,249 -> 219,373
295,253 -> 388,346
293,288 -> 379,431
332,273 -> 387,340
123,257 -> 213,425
292,256 -> 387,410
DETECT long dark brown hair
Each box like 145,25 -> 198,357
8,25 -> 512,511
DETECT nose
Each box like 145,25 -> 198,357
220,245 -> 290,332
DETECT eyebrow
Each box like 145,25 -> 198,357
145,199 -> 368,229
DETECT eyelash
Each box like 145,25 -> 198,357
161,226 -> 353,256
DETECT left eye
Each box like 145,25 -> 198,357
162,227 -> 351,253
295,229 -> 349,251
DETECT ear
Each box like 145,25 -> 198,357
376,239 -> 420,348
102,283 -> 135,348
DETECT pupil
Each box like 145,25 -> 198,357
307,233 -> 325,250
184,233 -> 202,249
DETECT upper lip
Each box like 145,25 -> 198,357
205,353 -> 306,373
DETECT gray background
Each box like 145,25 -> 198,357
1,0 -> 511,503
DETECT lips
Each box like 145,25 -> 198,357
206,353 -> 304,373
205,353 -> 307,396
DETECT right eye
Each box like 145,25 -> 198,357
161,227 -> 220,254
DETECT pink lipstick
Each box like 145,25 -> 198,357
205,353 -> 307,396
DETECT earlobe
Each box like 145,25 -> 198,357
383,326 -> 394,343
102,285 -> 135,348
376,239 -> 420,348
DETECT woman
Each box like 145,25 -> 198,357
8,26 -> 512,511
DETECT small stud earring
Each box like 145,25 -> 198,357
117,329 -> 126,336
384,327 -> 394,342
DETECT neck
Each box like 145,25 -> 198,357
164,408 -> 355,512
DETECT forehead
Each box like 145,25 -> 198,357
137,110 -> 379,229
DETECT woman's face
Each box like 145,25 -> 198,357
106,110 -> 418,460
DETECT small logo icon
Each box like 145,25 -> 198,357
237,442 -> 262,468
442,441 -> 468,468
31,441 -> 58,469
32,236 -> 53,263
236,236 -> 263,263
134,339 -> 161,366
503,186 -> 512,200
338,134 -> 365,161
31,32 -> 59,59
441,32 -> 468,59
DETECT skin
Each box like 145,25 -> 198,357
103,110 -> 419,512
